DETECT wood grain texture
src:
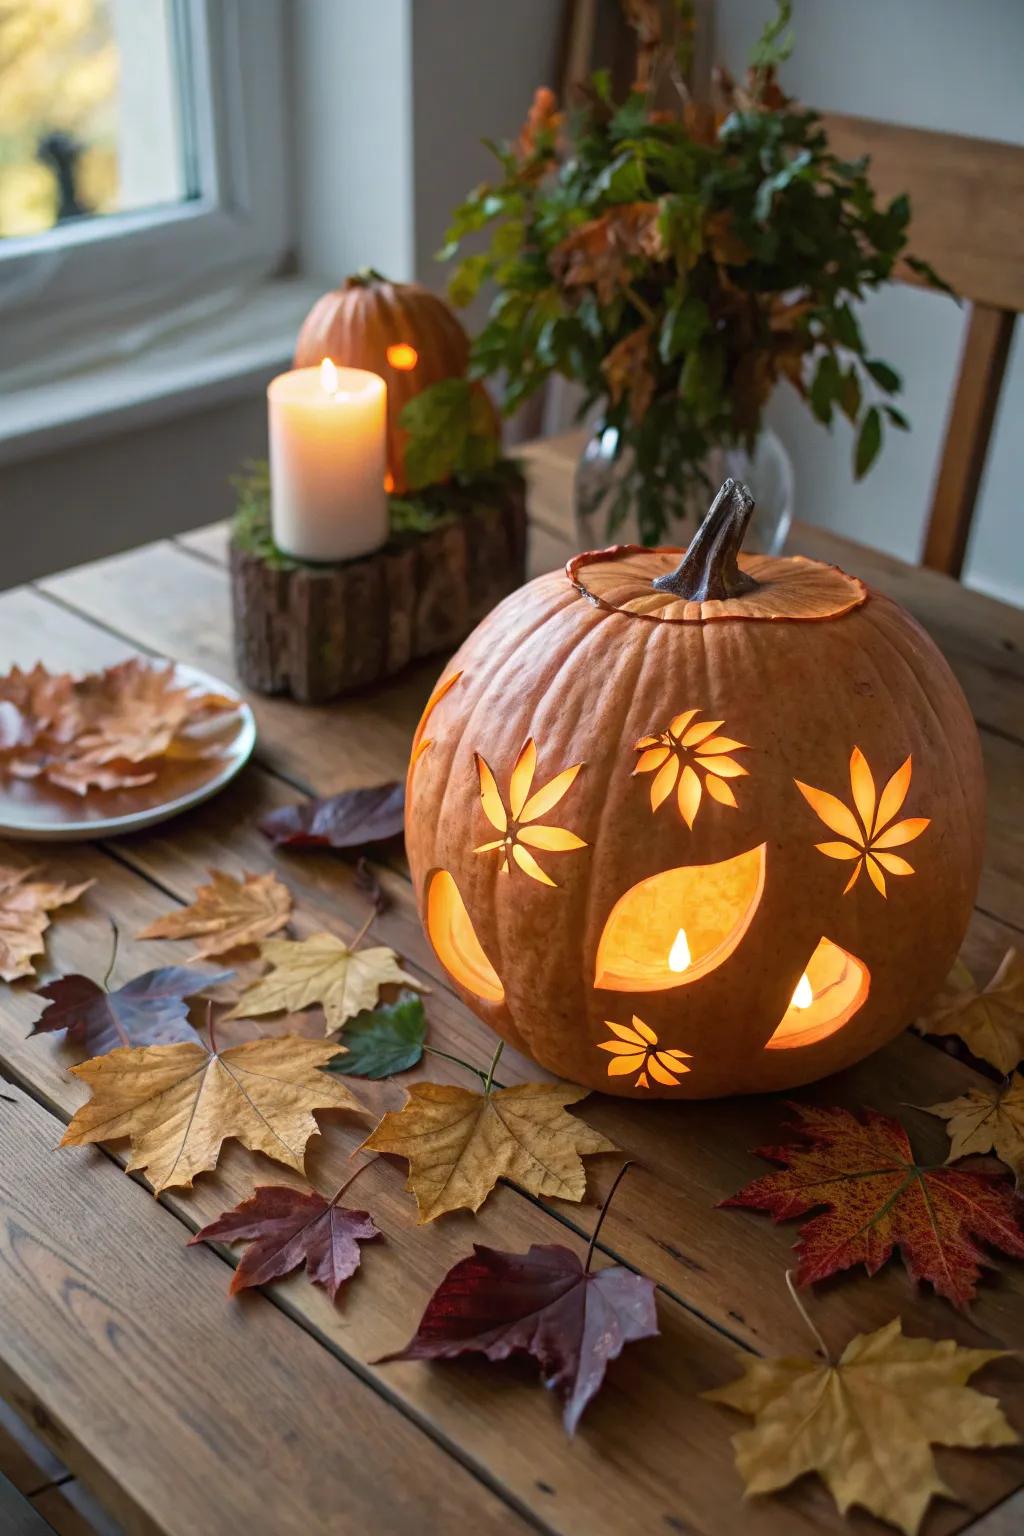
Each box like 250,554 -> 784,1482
923,305 -> 1016,577
819,113 -> 1024,313
0,1084 -> 532,1536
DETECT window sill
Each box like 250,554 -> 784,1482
0,277 -> 325,469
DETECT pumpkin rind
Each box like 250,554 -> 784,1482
406,540 -> 985,1099
294,273 -> 497,493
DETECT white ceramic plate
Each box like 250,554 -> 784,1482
0,662 -> 256,842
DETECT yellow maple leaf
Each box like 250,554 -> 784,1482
138,868 -> 293,959
916,950 -> 1024,1075
705,1317 -> 1017,1536
922,1072 -> 1024,1188
362,1079 -> 616,1222
0,864 -> 93,982
226,932 -> 426,1034
61,1035 -> 364,1194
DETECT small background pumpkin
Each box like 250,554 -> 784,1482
405,482 -> 986,1099
294,269 -> 496,494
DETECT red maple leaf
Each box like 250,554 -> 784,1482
191,1185 -> 381,1300
722,1104 -> 1024,1307
377,1242 -> 658,1434
32,966 -> 232,1055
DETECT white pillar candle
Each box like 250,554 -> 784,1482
267,360 -> 389,562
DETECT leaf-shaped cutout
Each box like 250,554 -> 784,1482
705,775 -> 737,808
633,746 -> 669,774
520,762 -> 583,823
816,841 -> 861,861
873,852 -> 914,876
426,870 -> 504,1003
695,755 -> 747,779
475,754 -> 507,832
865,857 -> 887,896
512,843 -> 557,886
795,780 -> 863,844
849,747 -> 877,837
874,755 -> 912,834
681,718 -> 724,747
650,756 -> 679,810
872,817 -> 929,849
695,735 -> 746,755
668,709 -> 698,738
509,738 -> 537,820
677,764 -> 702,828
517,826 -> 586,850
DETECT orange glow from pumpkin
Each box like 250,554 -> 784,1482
594,844 -> 766,992
320,357 -> 338,393
764,938 -> 870,1049
426,869 -> 504,1003
384,471 -> 395,493
386,343 -> 419,370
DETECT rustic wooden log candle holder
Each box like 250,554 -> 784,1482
230,465 -> 527,703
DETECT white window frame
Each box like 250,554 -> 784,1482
0,0 -> 289,387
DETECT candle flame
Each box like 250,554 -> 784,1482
668,927 -> 691,974
386,342 -> 418,371
790,972 -> 814,1010
320,357 -> 339,394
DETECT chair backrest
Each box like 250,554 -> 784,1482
821,114 -> 1024,577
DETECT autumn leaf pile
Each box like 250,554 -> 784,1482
6,770 -> 1024,1528
0,658 -> 239,795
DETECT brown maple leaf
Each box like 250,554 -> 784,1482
191,1180 -> 381,1300
225,932 -> 425,1035
922,1074 -> 1024,1189
0,864 -> 93,982
61,1034 -> 365,1193
916,950 -> 1024,1075
601,324 -> 656,423
0,664 -> 78,760
722,1103 -> 1024,1307
550,203 -> 665,306
72,659 -> 235,765
138,869 -> 293,959
706,1316 -> 1017,1536
362,1078 -> 616,1222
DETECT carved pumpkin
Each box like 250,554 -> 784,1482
294,269 -> 496,494
405,481 -> 985,1098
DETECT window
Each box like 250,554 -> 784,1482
0,0 -> 288,386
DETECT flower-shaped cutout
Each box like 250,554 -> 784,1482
633,708 -> 748,828
598,1017 -> 692,1088
795,747 -> 929,897
473,738 -> 586,887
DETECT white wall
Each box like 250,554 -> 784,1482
715,0 -> 1024,605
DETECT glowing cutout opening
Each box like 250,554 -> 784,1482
594,844 -> 766,992
386,342 -> 419,370
426,870 -> 504,1003
764,937 -> 870,1049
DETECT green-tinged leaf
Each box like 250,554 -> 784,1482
834,303 -> 863,352
865,357 -> 902,392
327,991 -> 427,1080
855,406 -> 883,478
884,403 -> 910,430
448,253 -> 491,308
810,351 -> 841,425
749,0 -> 794,69
839,367 -> 862,424
401,379 -> 498,490
905,253 -> 957,298
658,294 -> 708,364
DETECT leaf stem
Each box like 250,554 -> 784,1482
585,1160 -> 636,1274
102,919 -> 119,991
422,1043 -> 491,1089
329,1154 -> 378,1207
206,1000 -> 219,1057
785,1269 -> 833,1364
349,905 -> 377,952
483,1039 -> 504,1095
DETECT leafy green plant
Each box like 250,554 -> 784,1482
431,0 -> 949,542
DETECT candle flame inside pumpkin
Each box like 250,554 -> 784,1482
320,357 -> 339,394
386,342 -> 419,371
790,972 -> 814,1010
668,928 -> 691,973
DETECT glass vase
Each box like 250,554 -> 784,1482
574,423 -> 794,554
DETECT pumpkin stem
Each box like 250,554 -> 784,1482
348,267 -> 387,287
650,479 -> 760,602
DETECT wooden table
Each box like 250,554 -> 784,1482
1,431 -> 1022,1536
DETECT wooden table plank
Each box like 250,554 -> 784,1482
1,830 -> 1020,1536
0,1083 -> 532,1536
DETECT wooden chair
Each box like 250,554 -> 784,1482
820,114 -> 1024,577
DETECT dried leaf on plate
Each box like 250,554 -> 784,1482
138,869 -> 292,958
363,1079 -> 616,1221
0,865 -> 93,982
61,1034 -> 365,1193
226,932 -> 425,1034
192,1182 -> 381,1300
916,950 -> 1024,1074
921,1073 -> 1024,1188
705,1317 -> 1017,1536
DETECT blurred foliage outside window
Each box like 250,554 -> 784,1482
0,0 -> 187,240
